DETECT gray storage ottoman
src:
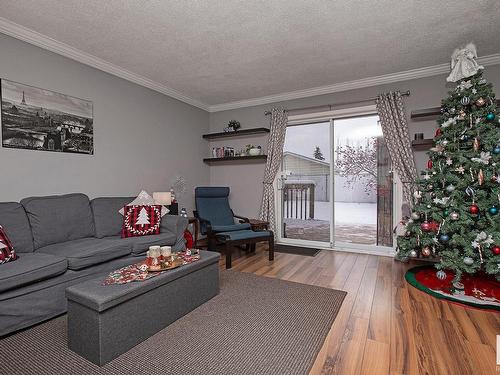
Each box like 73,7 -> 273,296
65,250 -> 220,366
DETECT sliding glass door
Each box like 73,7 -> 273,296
276,111 -> 394,252
279,121 -> 332,245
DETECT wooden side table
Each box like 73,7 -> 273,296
187,217 -> 199,247
248,219 -> 269,231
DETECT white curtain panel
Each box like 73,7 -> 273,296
259,107 -> 288,232
375,91 -> 417,207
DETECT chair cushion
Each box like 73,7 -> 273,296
37,238 -> 131,270
212,223 -> 252,232
91,197 -> 134,238
216,230 -> 272,241
0,253 -> 67,293
195,187 -> 235,229
21,193 -> 95,249
0,202 -> 34,253
105,231 -> 177,256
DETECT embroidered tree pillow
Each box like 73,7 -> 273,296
0,225 -> 18,264
118,190 -> 169,216
122,205 -> 162,238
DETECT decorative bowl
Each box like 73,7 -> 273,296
248,148 -> 261,156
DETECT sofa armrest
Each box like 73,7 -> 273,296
161,215 -> 188,242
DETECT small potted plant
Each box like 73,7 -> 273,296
224,120 -> 241,132
246,144 -> 262,156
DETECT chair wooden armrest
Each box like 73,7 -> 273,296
233,214 -> 250,223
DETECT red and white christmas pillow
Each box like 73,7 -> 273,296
0,225 -> 18,264
121,205 -> 162,238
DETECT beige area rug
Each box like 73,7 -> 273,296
1,270 -> 346,375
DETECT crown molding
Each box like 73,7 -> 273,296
208,53 -> 500,112
2,16 -> 499,114
0,17 -> 210,111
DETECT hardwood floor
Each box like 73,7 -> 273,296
218,247 -> 500,375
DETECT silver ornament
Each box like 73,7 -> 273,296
463,257 -> 474,265
449,107 -> 456,114
436,270 -> 447,280
450,212 -> 460,220
409,250 -> 418,258
460,96 -> 470,105
411,212 -> 421,220
446,185 -> 455,193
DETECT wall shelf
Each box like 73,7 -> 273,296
203,155 -> 267,163
202,127 -> 270,140
411,139 -> 433,151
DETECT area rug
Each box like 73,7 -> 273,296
405,265 -> 500,311
0,271 -> 346,375
275,244 -> 321,256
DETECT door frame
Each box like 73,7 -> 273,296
274,105 -> 400,257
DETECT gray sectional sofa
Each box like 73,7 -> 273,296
0,193 -> 188,336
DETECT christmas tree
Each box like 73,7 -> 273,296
396,44 -> 500,283
313,146 -> 325,160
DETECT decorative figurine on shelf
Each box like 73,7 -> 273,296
224,119 -> 241,132
246,144 -> 262,156
180,207 -> 188,217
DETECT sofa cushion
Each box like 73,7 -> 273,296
21,193 -> 96,249
91,197 -> 134,238
0,253 -> 67,293
37,238 -> 131,270
0,202 -> 34,253
106,231 -> 177,256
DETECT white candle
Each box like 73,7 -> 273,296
160,246 -> 172,257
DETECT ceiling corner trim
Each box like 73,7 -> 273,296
208,53 -> 500,112
0,17 -> 210,111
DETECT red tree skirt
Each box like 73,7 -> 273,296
405,266 -> 500,311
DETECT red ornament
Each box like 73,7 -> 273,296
491,245 -> 500,255
420,221 -> 431,232
427,160 -> 433,169
428,221 -> 440,232
469,204 -> 479,215
435,128 -> 442,137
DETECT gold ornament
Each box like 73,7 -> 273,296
478,169 -> 484,185
457,110 -> 466,120
475,97 -> 486,107
421,246 -> 432,257
473,137 -> 480,151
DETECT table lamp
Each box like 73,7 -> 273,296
153,192 -> 172,206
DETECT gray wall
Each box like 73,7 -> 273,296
0,33 -> 209,214
209,65 -> 500,218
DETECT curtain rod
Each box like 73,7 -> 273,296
264,90 -> 410,115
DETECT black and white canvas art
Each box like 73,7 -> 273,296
1,79 -> 93,154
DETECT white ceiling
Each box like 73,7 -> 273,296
1,0 -> 500,111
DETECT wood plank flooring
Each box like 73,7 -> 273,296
219,247 -> 499,375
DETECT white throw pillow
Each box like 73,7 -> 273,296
119,190 -> 169,216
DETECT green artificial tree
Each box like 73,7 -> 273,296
396,46 -> 500,284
